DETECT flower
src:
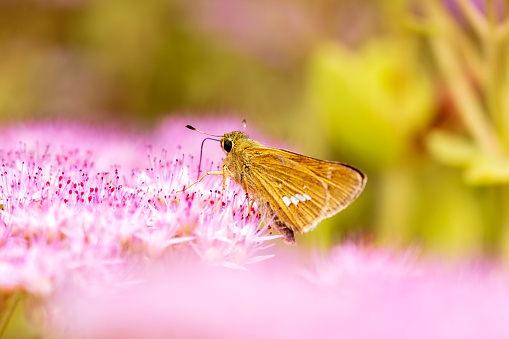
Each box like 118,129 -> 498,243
0,119 -> 277,302
2,119 -> 509,338
55,244 -> 509,339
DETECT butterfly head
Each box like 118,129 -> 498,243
184,125 -> 262,156
221,131 -> 261,155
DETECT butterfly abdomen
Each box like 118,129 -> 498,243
272,217 -> 296,244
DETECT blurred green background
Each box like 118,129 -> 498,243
2,0 -> 509,259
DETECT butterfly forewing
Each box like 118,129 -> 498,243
246,148 -> 366,233
314,163 -> 365,217
244,149 -> 330,233
272,149 -> 366,217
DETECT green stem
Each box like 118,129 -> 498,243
0,292 -> 20,338
452,0 -> 488,36
431,3 -> 486,89
428,1 -> 503,156
495,9 -> 509,151
485,0 -> 504,141
486,0 -> 497,26
430,38 -> 502,155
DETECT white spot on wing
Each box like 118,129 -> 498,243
282,196 -> 291,207
296,194 -> 307,202
303,193 -> 311,200
290,196 -> 299,206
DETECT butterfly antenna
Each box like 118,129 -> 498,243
186,125 -> 222,138
185,125 -> 221,179
197,137 -> 220,179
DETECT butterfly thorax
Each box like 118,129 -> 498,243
220,131 -> 262,186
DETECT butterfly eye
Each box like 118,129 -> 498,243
223,140 -> 233,153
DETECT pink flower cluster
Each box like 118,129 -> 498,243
57,244 -> 509,339
1,119 -> 509,339
0,119 -> 278,299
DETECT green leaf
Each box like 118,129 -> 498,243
425,130 -> 478,167
307,38 -> 435,168
464,155 -> 509,185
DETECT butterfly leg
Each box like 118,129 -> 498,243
242,175 -> 254,219
246,196 -> 254,219
176,171 -> 223,193
212,169 -> 228,213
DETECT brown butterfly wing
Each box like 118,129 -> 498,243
245,147 -> 366,234
243,149 -> 329,234
274,149 -> 367,219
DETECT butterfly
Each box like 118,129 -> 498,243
179,125 -> 366,244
